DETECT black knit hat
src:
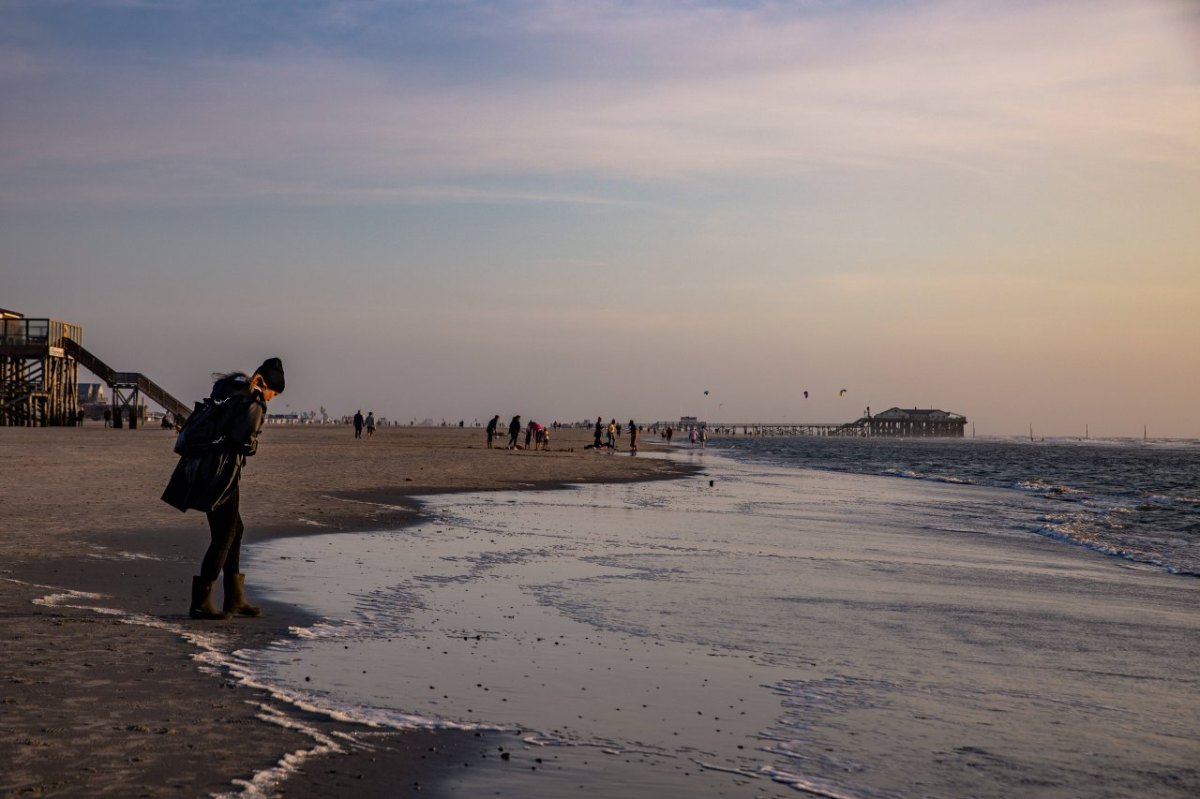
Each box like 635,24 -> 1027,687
255,357 -> 285,393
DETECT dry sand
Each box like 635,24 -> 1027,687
0,423 -> 693,797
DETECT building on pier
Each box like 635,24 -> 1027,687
851,407 -> 966,438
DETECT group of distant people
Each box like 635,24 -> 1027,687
474,415 -> 711,455
655,424 -> 706,447
352,410 -> 377,439
68,407 -> 164,428
586,417 -> 641,454
485,414 -> 554,450
340,410 -> 703,454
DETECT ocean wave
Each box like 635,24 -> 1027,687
879,468 -> 972,485
758,767 -> 902,799
710,438 -> 1199,576
1014,479 -> 1085,499
1147,493 -> 1200,506
1031,516 -> 1191,576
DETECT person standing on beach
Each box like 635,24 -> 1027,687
508,415 -> 521,449
365,411 -> 376,439
607,419 -> 617,449
594,417 -> 603,448
629,421 -> 639,455
353,410 -> 364,439
162,357 -> 285,620
486,415 -> 500,448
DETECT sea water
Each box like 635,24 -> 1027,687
238,444 -> 1200,798
713,435 -> 1200,575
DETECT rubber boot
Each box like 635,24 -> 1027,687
223,573 -> 263,617
189,576 -> 230,620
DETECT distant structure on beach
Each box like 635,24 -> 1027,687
850,407 -> 967,438
1,307 -> 189,427
78,383 -> 106,404
77,383 -> 109,421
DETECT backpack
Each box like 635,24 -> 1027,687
173,396 -> 241,456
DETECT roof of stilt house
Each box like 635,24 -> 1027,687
873,407 -> 965,420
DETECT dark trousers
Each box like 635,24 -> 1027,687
200,484 -> 244,581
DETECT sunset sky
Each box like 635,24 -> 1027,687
2,0 -> 1197,436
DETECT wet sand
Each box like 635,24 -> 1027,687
0,424 -> 692,797
241,459 -> 1200,799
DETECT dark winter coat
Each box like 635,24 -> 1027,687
161,376 -> 267,512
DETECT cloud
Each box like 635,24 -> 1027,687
1,0 -> 1197,208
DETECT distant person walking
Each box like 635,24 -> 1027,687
162,357 -> 285,620
365,412 -> 376,439
629,422 -> 639,454
486,415 -> 500,448
508,415 -> 521,449
353,410 -> 364,439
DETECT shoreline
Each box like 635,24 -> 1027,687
0,425 -> 698,797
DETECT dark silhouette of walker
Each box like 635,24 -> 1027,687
1,308 -> 189,427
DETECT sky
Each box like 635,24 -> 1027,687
2,0 -> 1198,437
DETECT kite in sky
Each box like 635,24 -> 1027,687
839,389 -> 848,396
